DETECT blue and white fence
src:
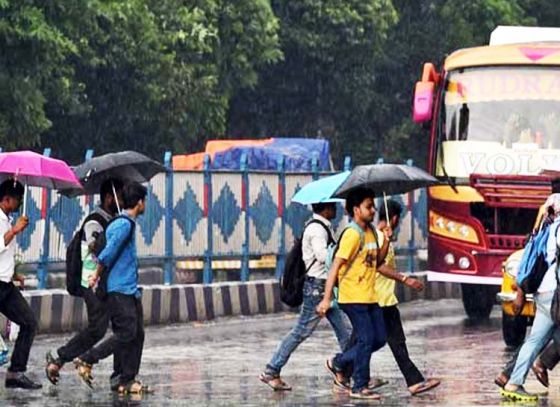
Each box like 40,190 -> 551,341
12,150 -> 428,288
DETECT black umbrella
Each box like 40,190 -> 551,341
60,151 -> 166,203
333,163 -> 440,222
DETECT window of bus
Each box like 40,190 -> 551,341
436,66 -> 560,180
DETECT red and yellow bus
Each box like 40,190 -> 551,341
413,26 -> 560,320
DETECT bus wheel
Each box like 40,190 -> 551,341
461,283 -> 497,320
502,311 -> 528,349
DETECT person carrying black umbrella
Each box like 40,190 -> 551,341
45,179 -> 124,387
89,182 -> 150,395
0,180 -> 41,389
316,188 -> 388,400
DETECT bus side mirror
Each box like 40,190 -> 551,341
413,81 -> 434,123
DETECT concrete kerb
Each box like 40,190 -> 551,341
0,274 -> 462,335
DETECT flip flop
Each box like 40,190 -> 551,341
409,378 -> 441,395
349,388 -> 382,400
325,359 -> 349,389
45,351 -> 61,385
259,372 -> 292,391
369,378 -> 388,390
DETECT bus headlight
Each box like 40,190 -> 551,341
429,211 -> 479,244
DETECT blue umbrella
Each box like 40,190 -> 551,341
291,171 -> 350,204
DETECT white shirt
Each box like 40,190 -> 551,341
302,214 -> 335,279
538,218 -> 560,293
0,208 -> 15,283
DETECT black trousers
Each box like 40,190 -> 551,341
382,305 -> 425,387
108,293 -> 144,385
540,328 -> 560,370
0,281 -> 37,373
57,289 -> 112,364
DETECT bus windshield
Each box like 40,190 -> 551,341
436,66 -> 560,179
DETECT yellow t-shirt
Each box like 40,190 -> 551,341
336,226 -> 381,304
375,235 -> 399,307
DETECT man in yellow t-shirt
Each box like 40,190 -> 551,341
317,189 -> 387,400
375,199 -> 440,396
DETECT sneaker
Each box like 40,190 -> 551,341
500,386 -> 538,402
5,373 -> 42,390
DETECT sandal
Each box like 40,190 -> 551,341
349,388 -> 382,400
531,360 -> 549,388
369,378 -> 388,390
73,358 -> 94,388
117,380 -> 154,395
494,373 -> 508,389
409,378 -> 441,395
45,351 -> 62,385
325,359 -> 350,389
259,372 -> 292,391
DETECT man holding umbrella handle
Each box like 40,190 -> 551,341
0,180 -> 41,389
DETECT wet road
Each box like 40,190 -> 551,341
0,298 -> 551,406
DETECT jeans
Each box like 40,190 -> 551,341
0,282 -> 37,373
509,291 -> 555,385
382,305 -> 424,387
334,303 -> 386,392
108,293 -> 144,385
266,278 -> 351,375
57,289 -> 111,364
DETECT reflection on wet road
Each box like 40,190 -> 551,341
0,299 -> 551,406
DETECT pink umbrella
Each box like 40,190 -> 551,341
0,151 -> 82,214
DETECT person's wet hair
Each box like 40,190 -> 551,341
100,178 -> 124,201
122,182 -> 148,209
311,202 -> 335,214
0,180 -> 24,201
379,199 -> 403,222
345,188 -> 373,216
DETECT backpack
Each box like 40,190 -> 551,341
95,216 -> 136,300
517,220 -> 560,294
65,212 -> 109,297
280,219 -> 335,307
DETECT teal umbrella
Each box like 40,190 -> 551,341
291,171 -> 350,205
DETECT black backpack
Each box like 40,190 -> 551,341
65,212 -> 109,297
280,219 -> 334,307
95,216 -> 136,300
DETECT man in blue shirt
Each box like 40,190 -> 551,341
90,182 -> 148,394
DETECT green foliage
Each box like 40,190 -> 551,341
0,0 -> 557,167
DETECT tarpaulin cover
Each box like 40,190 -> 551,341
173,138 -> 331,171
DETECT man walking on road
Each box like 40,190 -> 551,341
0,180 -> 41,389
317,189 -> 387,400
260,202 -> 351,391
46,179 -> 123,387
89,182 -> 150,394
375,199 -> 440,395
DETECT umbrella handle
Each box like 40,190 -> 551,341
112,182 -> 121,214
383,191 -> 390,225
22,184 -> 27,216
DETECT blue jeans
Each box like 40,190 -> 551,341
266,278 -> 352,375
509,291 -> 555,386
334,303 -> 386,392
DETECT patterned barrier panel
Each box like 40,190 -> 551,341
49,193 -> 90,262
284,174 -> 313,247
14,187 -> 45,263
11,158 -> 429,285
248,173 -> 281,255
137,173 -> 166,258
211,173 -> 244,256
172,172 -> 206,258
